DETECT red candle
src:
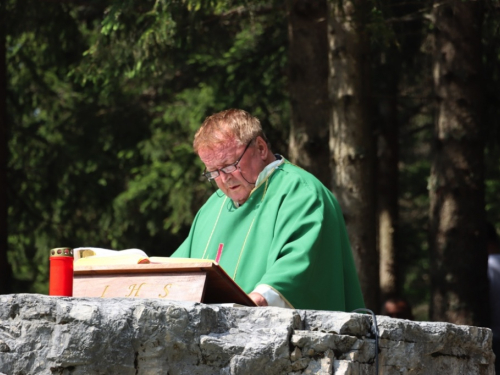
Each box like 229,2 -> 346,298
49,247 -> 74,296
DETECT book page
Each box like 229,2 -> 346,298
74,253 -> 150,266
74,247 -> 148,260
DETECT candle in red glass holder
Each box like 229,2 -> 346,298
49,247 -> 74,296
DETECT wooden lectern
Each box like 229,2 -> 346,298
73,260 -> 256,306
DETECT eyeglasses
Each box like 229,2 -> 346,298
202,139 -> 253,181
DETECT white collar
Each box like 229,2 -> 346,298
254,155 -> 284,188
233,155 -> 284,207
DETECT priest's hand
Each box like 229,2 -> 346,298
249,292 -> 268,306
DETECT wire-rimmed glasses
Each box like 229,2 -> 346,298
202,139 -> 254,181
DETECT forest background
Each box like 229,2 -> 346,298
1,0 -> 499,327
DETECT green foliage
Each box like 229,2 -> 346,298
367,3 -> 396,49
7,0 -> 288,293
7,0 -> 498,316
114,85 -> 215,239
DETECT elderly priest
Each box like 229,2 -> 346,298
172,109 -> 365,311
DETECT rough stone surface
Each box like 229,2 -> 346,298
0,294 -> 495,375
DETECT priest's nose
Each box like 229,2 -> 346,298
219,170 -> 233,184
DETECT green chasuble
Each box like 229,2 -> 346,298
172,159 -> 365,312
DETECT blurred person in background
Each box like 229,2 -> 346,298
487,222 -> 500,374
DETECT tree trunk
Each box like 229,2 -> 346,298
429,0 -> 488,326
0,0 -> 11,294
376,54 -> 400,301
287,0 -> 330,187
328,0 -> 378,311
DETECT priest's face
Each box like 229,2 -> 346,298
199,137 -> 269,205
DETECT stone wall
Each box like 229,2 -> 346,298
0,294 -> 495,374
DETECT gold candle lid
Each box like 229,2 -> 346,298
50,248 -> 74,258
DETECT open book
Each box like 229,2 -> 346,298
73,247 -> 212,266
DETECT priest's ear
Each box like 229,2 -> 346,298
255,136 -> 270,160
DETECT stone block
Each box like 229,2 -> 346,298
0,294 -> 495,375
